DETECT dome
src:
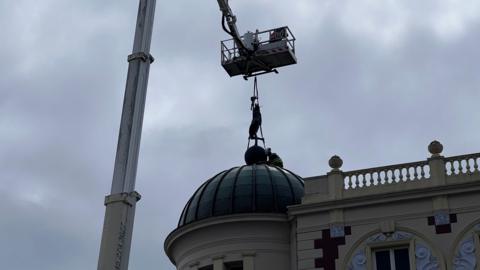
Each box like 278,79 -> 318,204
178,164 -> 304,227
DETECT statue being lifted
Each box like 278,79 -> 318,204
244,77 -> 283,168
249,97 -> 262,141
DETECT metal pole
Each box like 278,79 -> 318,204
97,1 -> 156,270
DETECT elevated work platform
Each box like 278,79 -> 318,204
221,27 -> 297,78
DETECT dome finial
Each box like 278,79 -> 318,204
245,145 -> 267,165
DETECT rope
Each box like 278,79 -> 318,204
253,77 -> 259,102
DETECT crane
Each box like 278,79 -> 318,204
216,0 -> 297,79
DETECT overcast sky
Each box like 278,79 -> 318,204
1,0 -> 480,269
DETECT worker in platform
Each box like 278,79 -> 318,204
267,148 -> 284,168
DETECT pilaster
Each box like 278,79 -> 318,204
427,140 -> 446,186
213,256 -> 225,270
242,252 -> 256,270
327,155 -> 344,200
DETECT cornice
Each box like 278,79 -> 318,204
164,213 -> 289,264
289,180 -> 480,216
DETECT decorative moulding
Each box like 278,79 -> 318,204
415,242 -> 440,269
453,236 -> 476,270
348,231 -> 441,270
348,250 -> 367,270
367,231 -> 412,244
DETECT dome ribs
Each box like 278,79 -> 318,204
230,165 -> 246,215
252,164 -> 257,212
211,167 -> 237,217
187,170 -> 225,225
183,181 -> 209,225
276,167 -> 296,201
178,165 -> 304,227
264,165 -> 279,212
281,167 -> 305,202
178,196 -> 193,227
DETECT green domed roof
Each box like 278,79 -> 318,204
178,164 -> 304,227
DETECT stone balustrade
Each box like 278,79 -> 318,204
445,153 -> 480,176
344,160 -> 430,189
302,141 -> 480,204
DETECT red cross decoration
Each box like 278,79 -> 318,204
428,213 -> 457,234
314,226 -> 351,269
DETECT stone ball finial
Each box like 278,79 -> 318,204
245,145 -> 267,165
329,155 -> 343,170
428,140 -> 443,156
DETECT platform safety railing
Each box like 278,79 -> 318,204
220,26 -> 296,64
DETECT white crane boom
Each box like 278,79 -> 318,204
97,1 -> 156,270
216,0 -> 250,55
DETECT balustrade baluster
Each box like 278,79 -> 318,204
399,168 -> 404,182
406,167 -> 411,181
466,159 -> 472,174
413,166 -> 419,180
353,175 -> 358,189
458,160 -> 464,174
474,158 -> 479,173
420,166 -> 425,179
378,171 -> 383,185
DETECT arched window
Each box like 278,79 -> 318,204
346,230 -> 443,270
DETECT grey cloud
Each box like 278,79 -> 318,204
1,1 -> 480,270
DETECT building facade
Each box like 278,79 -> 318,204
164,141 -> 480,270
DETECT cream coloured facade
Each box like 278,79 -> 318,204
165,141 -> 480,270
